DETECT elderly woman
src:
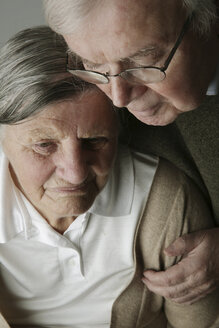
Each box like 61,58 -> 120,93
0,27 -> 218,328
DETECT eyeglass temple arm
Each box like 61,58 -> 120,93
162,13 -> 194,71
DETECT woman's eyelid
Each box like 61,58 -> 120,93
35,140 -> 56,147
32,140 -> 58,155
81,136 -> 108,150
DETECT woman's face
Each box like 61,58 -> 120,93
2,90 -> 118,225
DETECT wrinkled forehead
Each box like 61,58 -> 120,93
3,90 -> 118,140
64,0 -> 185,64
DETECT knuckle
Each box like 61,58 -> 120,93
197,266 -> 214,285
204,279 -> 214,289
174,298 -> 188,304
164,275 -> 173,286
164,272 -> 178,286
164,288 -> 179,299
186,267 -> 208,287
164,291 -> 174,299
184,299 -> 197,305
201,279 -> 216,293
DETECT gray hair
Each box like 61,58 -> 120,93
0,26 -> 92,125
43,0 -> 218,37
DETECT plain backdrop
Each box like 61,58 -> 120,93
0,0 -> 45,47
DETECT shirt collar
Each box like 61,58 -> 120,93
0,148 -> 32,243
89,144 -> 134,217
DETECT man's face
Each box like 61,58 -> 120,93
3,90 -> 118,224
64,0 -> 216,125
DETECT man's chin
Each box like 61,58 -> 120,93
129,106 -> 181,126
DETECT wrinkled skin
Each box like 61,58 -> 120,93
64,0 -> 219,126
3,90 -> 118,234
63,0 -> 219,303
142,228 -> 219,304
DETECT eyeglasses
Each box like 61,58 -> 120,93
67,14 -> 193,85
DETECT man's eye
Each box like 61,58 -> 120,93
83,62 -> 94,70
82,137 -> 107,150
83,61 -> 107,73
130,51 -> 163,68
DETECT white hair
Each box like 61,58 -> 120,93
0,26 -> 93,125
43,0 -> 102,34
43,0 -> 218,36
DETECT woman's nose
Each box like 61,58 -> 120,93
55,144 -> 89,185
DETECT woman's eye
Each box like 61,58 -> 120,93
82,137 -> 108,150
33,142 -> 56,154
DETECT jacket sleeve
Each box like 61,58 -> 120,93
149,158 -> 219,328
137,158 -> 219,328
110,158 -> 219,328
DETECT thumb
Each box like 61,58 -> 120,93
164,230 -> 206,257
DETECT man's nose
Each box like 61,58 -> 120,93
109,76 -> 147,108
55,144 -> 89,184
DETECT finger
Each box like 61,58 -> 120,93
143,247 -> 210,287
142,276 -> 193,299
142,268 -> 213,299
142,276 -> 185,299
171,283 -> 217,305
143,272 -> 216,302
164,230 -> 206,257
143,262 -> 189,287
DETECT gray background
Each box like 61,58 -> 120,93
0,0 -> 45,48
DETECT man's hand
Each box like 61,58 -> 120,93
142,227 -> 219,304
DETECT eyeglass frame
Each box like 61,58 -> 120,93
66,13 -> 194,84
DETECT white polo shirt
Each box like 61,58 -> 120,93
0,145 -> 158,328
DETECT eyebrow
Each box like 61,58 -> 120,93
23,128 -> 58,140
68,49 -> 84,64
68,50 -> 98,68
68,45 -> 160,68
126,46 -> 159,61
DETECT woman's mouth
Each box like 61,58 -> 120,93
46,179 -> 94,195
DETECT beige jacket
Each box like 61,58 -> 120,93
110,158 -> 219,328
1,159 -> 218,327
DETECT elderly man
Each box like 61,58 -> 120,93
43,0 -> 219,304
0,26 -> 219,328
